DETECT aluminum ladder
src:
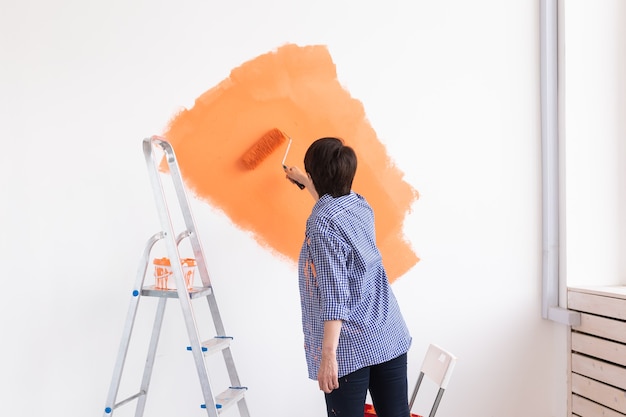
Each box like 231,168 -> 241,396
103,136 -> 250,417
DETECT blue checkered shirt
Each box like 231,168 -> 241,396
298,192 -> 412,380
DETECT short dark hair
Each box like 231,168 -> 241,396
304,137 -> 357,198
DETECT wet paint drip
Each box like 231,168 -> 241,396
163,43 -> 419,282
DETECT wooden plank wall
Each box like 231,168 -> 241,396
568,287 -> 626,417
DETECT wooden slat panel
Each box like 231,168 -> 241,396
574,313 -> 626,344
569,288 -> 626,417
571,373 -> 626,414
569,292 -> 626,320
569,286 -> 626,301
572,332 -> 626,367
572,353 -> 626,391
572,394 -> 626,417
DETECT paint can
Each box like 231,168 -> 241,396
153,257 -> 196,290
180,258 -> 196,289
153,257 -> 172,289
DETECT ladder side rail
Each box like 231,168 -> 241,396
169,251 -> 220,417
150,137 -> 213,288
142,138 -> 192,302
205,292 -> 226,336
175,231 -> 229,416
104,232 -> 164,416
177,173 -> 248,416
150,137 -> 229,337
143,138 -> 220,417
159,139 -> 250,416
134,296 -> 168,417
221,346 -> 251,417
175,236 -> 228,342
237,398 -> 251,417
222,346 -> 243,388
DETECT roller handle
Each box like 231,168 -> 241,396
290,179 -> 306,189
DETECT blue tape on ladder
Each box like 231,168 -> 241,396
186,346 -> 208,351
104,407 -> 112,413
132,290 -> 139,297
200,404 -> 222,409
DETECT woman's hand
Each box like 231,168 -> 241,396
318,319 -> 342,393
318,353 -> 339,394
283,165 -> 307,186
284,165 -> 319,200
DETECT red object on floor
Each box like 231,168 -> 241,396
364,403 -> 421,417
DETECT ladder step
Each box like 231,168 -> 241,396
141,285 -> 212,299
187,336 -> 233,355
200,387 -> 248,412
216,387 -> 248,411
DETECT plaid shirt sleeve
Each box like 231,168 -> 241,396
307,227 -> 351,321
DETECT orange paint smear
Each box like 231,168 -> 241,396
163,43 -> 419,282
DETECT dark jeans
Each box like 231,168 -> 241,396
324,353 -> 409,417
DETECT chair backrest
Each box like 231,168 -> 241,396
421,343 -> 457,389
409,343 -> 457,417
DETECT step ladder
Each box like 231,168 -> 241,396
103,136 -> 250,417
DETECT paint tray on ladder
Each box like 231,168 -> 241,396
364,344 -> 457,417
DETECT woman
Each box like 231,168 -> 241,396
284,137 -> 412,417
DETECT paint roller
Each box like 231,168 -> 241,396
240,128 -> 305,189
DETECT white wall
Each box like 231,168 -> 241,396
2,1 -> 620,416
563,0 -> 626,288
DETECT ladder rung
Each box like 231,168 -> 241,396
200,387 -> 247,412
187,336 -> 233,356
106,390 -> 146,412
141,285 -> 213,299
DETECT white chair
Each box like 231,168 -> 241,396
409,343 -> 457,417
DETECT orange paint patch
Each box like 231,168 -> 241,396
163,43 -> 418,282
